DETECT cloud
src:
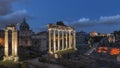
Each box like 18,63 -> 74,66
100,15 -> 120,21
0,10 -> 32,27
78,18 -> 90,22
0,0 -> 32,28
70,14 -> 120,31
0,0 -> 18,15
99,15 -> 120,25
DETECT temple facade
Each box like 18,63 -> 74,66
47,21 -> 77,58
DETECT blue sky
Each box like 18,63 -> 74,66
1,0 -> 120,33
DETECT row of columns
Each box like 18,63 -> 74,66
4,29 -> 18,57
4,26 -> 19,62
48,28 -> 76,54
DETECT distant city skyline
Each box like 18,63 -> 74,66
0,0 -> 120,33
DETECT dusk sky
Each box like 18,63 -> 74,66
1,0 -> 120,33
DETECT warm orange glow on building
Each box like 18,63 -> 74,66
97,47 -> 120,55
97,47 -> 108,53
110,48 -> 120,55
0,38 -> 4,45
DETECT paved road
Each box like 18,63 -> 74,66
25,58 -> 66,68
84,43 -> 98,55
84,47 -> 96,55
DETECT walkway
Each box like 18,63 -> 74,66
84,43 -> 99,55
24,58 -> 66,68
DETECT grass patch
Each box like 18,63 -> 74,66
0,60 -> 23,68
56,49 -> 76,55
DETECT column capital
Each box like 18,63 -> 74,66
62,30 -> 65,32
52,28 -> 57,30
68,30 -> 72,32
48,28 -> 52,31
58,29 -> 60,32
64,29 -> 68,32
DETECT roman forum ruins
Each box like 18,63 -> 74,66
48,23 -> 77,58
3,25 -> 18,62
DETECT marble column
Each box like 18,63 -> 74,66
48,29 -> 52,53
4,30 -> 8,57
73,30 -> 77,50
58,30 -> 60,51
62,30 -> 64,50
12,30 -> 15,56
14,31 -> 18,56
66,31 -> 68,49
69,30 -> 72,49
53,29 -> 56,53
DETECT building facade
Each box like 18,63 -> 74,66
89,31 -> 98,37
32,31 -> 48,52
76,31 -> 89,46
19,18 -> 34,46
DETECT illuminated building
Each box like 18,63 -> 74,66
97,47 -> 120,55
89,31 -> 98,37
47,21 -> 77,58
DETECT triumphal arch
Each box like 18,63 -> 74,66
47,22 -> 77,58
3,24 -> 18,62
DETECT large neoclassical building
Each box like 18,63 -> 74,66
48,21 -> 77,58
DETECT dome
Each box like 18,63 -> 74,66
20,18 -> 30,30
56,21 -> 65,26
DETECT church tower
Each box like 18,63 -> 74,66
20,18 -> 30,31
19,18 -> 33,46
